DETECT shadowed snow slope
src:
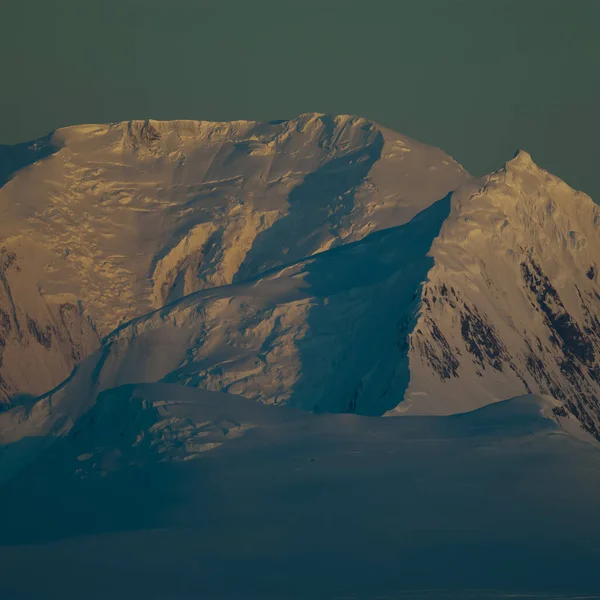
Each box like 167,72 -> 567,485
0,115 -> 468,405
0,385 -> 599,599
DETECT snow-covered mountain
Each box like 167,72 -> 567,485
2,115 -> 600,600
2,114 -> 600,442
400,150 -> 600,440
0,114 -> 469,405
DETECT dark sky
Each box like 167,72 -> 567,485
2,0 -> 599,198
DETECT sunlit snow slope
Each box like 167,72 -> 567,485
0,114 -> 469,405
400,151 -> 600,438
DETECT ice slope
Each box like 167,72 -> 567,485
0,114 -> 469,405
400,151 -> 600,438
0,384 -> 599,599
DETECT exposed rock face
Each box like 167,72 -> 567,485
402,151 -> 600,439
0,247 -> 99,404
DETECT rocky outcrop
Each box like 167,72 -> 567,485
0,247 -> 99,407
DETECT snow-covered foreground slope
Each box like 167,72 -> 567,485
0,384 -> 599,599
0,115 -> 468,406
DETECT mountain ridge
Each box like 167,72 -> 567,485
1,114 -> 599,442
401,149 -> 600,438
0,114 -> 470,405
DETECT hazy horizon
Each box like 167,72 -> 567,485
2,0 -> 599,199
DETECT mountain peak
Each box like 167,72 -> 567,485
0,113 -> 470,407
506,148 -> 537,170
